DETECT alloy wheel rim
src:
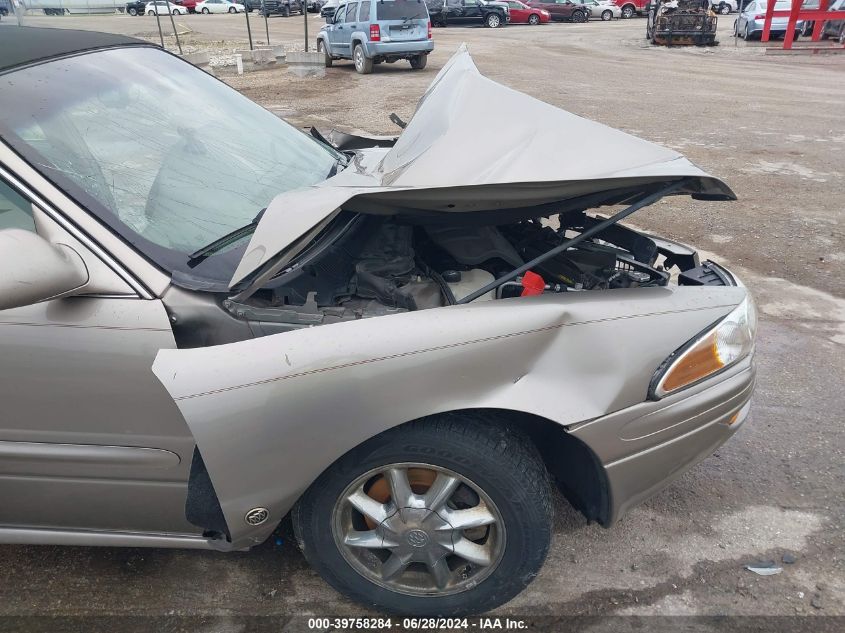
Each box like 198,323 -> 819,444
332,462 -> 506,596
489,15 -> 500,27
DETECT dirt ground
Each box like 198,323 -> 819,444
1,12 -> 844,628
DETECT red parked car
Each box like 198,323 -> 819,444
505,0 -> 551,22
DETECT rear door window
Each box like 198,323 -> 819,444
360,0 -> 371,19
375,0 -> 428,19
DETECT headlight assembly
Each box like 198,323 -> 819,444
650,296 -> 757,399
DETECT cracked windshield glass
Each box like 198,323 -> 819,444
0,46 -> 340,282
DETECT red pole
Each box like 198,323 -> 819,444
782,0 -> 802,49
762,0 -> 776,41
811,0 -> 829,41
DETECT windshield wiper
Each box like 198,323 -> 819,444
309,127 -> 350,177
187,208 -> 266,268
326,152 -> 350,179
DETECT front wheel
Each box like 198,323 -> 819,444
292,416 -> 553,616
129,7 -> 138,15
528,13 -> 540,25
228,6 -> 236,12
202,7 -> 210,13
409,54 -> 427,70
621,3 -> 635,18
353,44 -> 373,74
572,9 -> 586,22
719,3 -> 731,14
601,9 -> 613,20
147,10 -> 155,15
485,12 -> 502,28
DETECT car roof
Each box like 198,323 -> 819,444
0,27 -> 148,74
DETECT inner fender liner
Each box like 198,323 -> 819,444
186,447 -> 230,539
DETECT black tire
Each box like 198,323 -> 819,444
147,10 -> 155,15
282,5 -> 290,16
601,9 -> 613,20
572,9 -> 586,22
292,415 -> 553,616
129,7 -> 138,15
353,43 -> 373,74
528,13 -> 540,25
485,12 -> 502,28
202,7 -> 210,12
229,5 -> 237,12
409,54 -> 427,70
621,3 -> 635,18
317,39 -> 332,67
719,3 -> 731,14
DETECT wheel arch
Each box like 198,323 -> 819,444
287,408 -> 611,530
183,406 -> 611,546
351,37 -> 368,57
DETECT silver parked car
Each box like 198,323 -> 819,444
0,29 -> 756,615
734,0 -> 804,38
574,0 -> 621,19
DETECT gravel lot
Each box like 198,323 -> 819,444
1,12 -> 843,628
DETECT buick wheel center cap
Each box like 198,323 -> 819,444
406,529 -> 429,548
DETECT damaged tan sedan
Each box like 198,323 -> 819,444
0,28 -> 756,615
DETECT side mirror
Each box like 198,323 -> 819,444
0,229 -> 89,311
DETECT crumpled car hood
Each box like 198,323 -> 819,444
230,45 -> 734,289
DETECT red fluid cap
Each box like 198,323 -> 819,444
521,271 -> 545,297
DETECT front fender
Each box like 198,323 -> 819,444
152,286 -> 745,548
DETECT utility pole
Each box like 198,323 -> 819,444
244,3 -> 254,50
163,0 -> 183,54
154,8 -> 165,48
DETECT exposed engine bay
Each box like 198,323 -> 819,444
222,209 -> 732,331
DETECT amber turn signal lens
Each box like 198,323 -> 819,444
660,331 -> 724,393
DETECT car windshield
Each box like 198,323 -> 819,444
0,46 -> 340,285
376,0 -> 428,19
